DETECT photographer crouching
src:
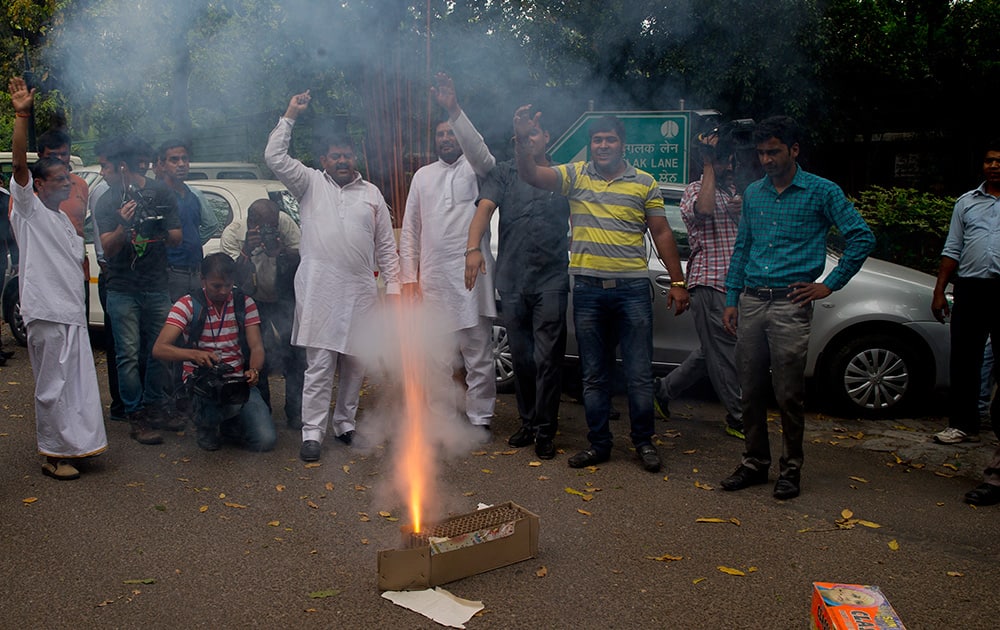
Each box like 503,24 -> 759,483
152,253 -> 276,452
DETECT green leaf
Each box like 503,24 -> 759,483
308,589 -> 341,599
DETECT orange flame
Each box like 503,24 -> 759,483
395,303 -> 434,533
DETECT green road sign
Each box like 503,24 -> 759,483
549,111 -> 691,185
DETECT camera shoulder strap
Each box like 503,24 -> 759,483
186,288 -> 251,369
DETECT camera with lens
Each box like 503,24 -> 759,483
124,183 -> 167,238
259,224 -> 281,251
189,362 -> 250,406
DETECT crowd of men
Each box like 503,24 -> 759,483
6,73 -> 1000,507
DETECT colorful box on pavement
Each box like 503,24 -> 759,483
810,583 -> 906,629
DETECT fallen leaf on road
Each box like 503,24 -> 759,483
941,463 -> 959,471
537,476 -> 550,481
463,491 -> 475,496
841,509 -> 854,520
219,493 -> 226,498
471,450 -> 487,456
358,512 -> 370,522
849,432 -> 864,440
268,520 -> 280,527
857,519 -> 881,529
683,449 -> 697,455
717,566 -> 745,576
498,449 -> 518,455
224,502 -> 247,509
662,475 -> 669,482
123,579 -> 156,585
481,469 -> 493,474
199,505 -> 209,513
694,481 -> 713,491
577,509 -> 591,516
378,511 -> 392,518
747,566 -> 758,573
695,517 -> 740,525
565,487 -> 594,500
307,501 -> 319,509
342,465 -> 350,473
275,485 -> 285,492
647,554 -> 682,562
934,471 -> 954,478
22,497 -> 37,504
308,589 -> 340,599
354,484 -> 367,491
888,540 -> 899,551
304,463 -> 321,469
849,476 -> 868,483
361,538 -> 369,545
946,571 -> 963,577
693,578 -> 707,584
154,504 -> 167,512
535,566 -> 548,578
585,466 -> 599,473
528,461 -> 542,467
325,482 -> 334,491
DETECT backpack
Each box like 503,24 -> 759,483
185,287 -> 251,370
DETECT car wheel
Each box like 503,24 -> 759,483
824,333 -> 924,418
2,279 -> 27,347
492,323 -> 514,393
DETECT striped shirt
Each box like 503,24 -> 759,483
165,292 -> 261,380
680,177 -> 741,291
725,166 -> 875,307
553,161 -> 665,278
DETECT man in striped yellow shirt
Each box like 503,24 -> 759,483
514,108 -> 689,472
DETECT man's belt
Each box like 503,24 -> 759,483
168,265 -> 196,273
743,286 -> 793,300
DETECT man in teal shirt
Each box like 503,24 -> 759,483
721,116 -> 874,500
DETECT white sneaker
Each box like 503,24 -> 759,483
933,427 -> 981,444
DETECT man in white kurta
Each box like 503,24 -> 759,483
398,74 -> 497,433
8,76 -> 107,480
265,90 -> 401,462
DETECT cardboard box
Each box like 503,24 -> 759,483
810,582 -> 906,630
377,501 -> 539,591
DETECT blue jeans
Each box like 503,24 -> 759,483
193,386 -> 276,452
106,290 -> 171,414
572,276 -> 654,455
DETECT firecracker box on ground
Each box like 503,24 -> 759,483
377,501 -> 539,591
810,582 -> 906,630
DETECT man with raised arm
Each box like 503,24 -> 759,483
8,76 -> 107,480
265,90 -> 400,463
513,107 -> 690,473
398,73 -> 497,440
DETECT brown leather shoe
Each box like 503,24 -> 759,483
128,412 -> 164,445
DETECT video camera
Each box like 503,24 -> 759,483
259,224 -> 281,251
123,183 -> 167,239
189,362 -> 250,406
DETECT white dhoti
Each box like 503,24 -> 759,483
27,321 -> 108,458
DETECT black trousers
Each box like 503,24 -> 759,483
500,290 -> 567,441
948,277 -> 1000,435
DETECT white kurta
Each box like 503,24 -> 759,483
10,176 -> 107,458
264,117 -> 400,355
399,120 -> 497,332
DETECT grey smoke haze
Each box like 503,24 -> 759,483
39,1 -> 769,157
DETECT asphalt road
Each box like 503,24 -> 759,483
1,333 -> 998,629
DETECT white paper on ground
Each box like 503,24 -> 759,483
381,587 -> 485,629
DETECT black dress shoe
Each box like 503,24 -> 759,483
773,477 -> 800,500
508,426 -> 535,448
535,438 -> 556,460
568,448 -> 609,468
720,465 -> 768,491
636,444 -> 662,472
300,439 -> 322,462
965,483 -> 1000,506
335,430 -> 354,446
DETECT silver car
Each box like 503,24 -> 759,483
492,185 -> 950,418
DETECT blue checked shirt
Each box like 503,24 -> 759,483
725,166 -> 875,307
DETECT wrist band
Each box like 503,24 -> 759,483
670,281 -> 687,288
15,112 -> 30,118
464,247 -> 481,257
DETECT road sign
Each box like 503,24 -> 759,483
549,111 -> 691,185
